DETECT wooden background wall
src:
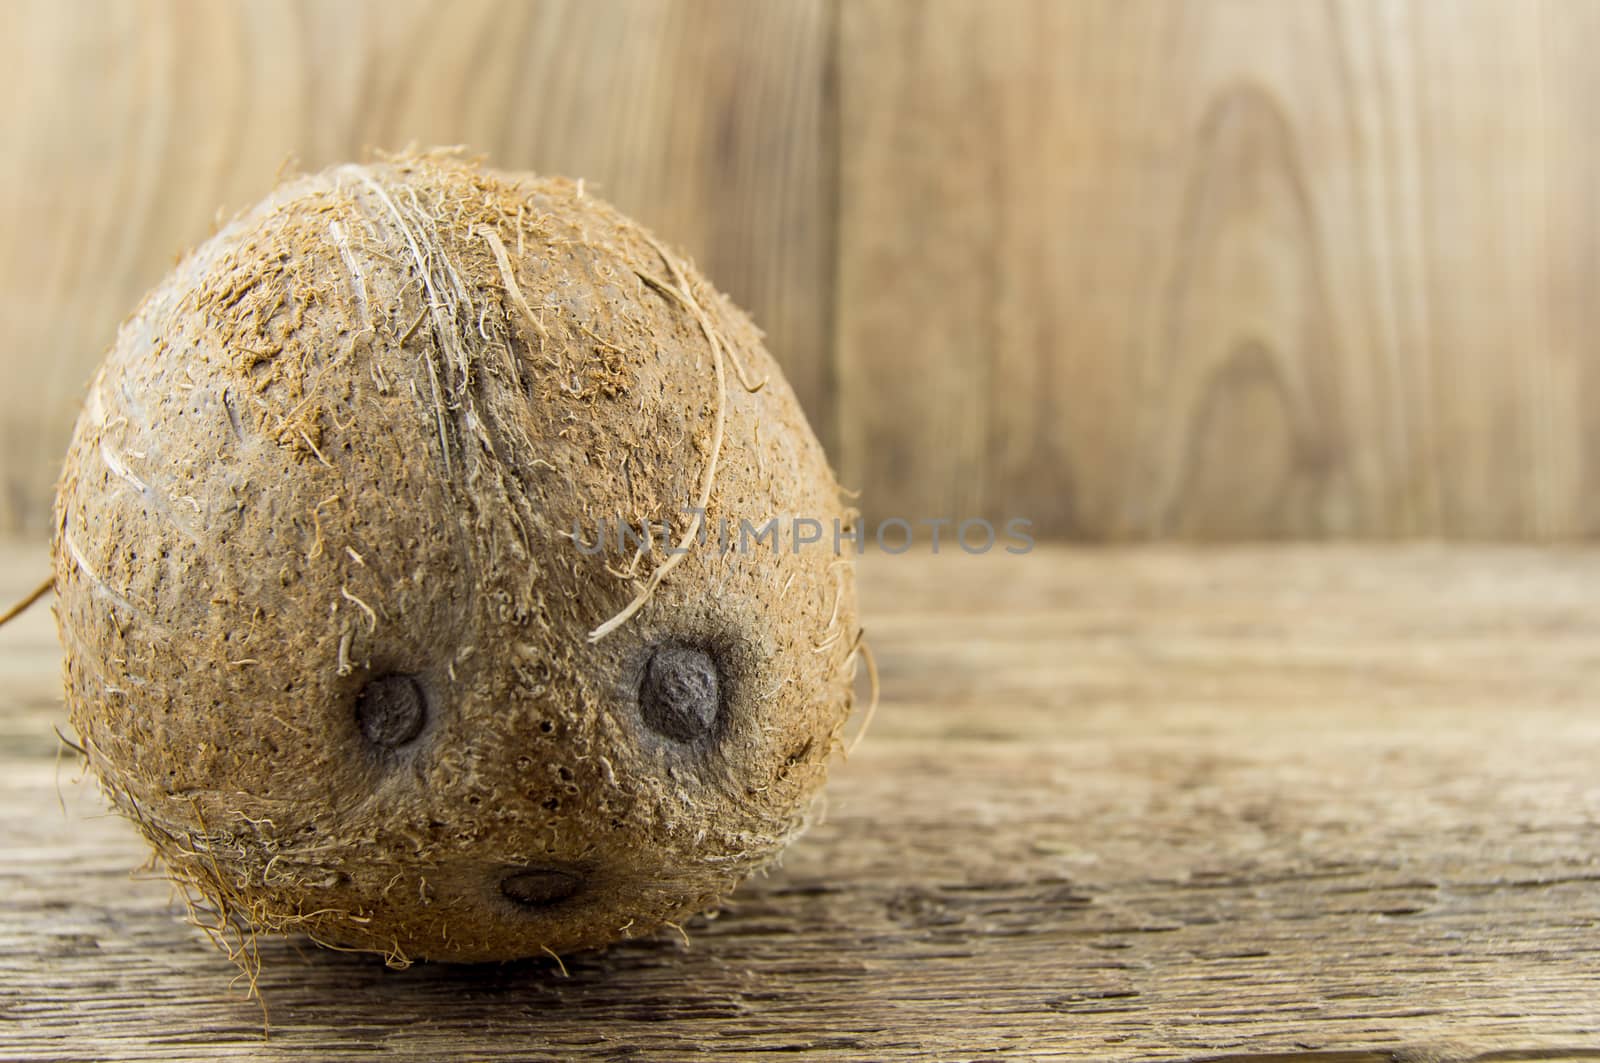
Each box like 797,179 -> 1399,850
3,0 -> 1598,540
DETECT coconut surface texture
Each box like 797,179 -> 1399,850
53,153 -> 860,964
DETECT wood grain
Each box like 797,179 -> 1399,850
835,0 -> 1600,539
5,540 -> 1600,1059
0,0 -> 836,536
7,0 -> 1600,542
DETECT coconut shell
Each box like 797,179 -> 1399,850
52,153 -> 860,964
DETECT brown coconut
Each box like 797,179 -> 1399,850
52,152 -> 861,965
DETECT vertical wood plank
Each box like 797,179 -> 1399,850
0,0 -> 836,535
1540,0 -> 1600,537
835,0 -> 1600,539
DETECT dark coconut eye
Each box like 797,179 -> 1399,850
501,867 -> 582,909
356,674 -> 428,748
638,644 -> 720,742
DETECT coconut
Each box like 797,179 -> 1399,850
52,152 -> 862,965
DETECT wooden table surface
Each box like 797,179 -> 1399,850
2,540 -> 1598,1060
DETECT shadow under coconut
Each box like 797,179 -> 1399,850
235,871 -> 884,1045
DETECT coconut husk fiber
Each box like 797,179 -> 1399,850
52,151 -> 862,967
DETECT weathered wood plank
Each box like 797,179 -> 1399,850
4,541 -> 1600,1058
0,0 -> 836,536
835,0 -> 1600,539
